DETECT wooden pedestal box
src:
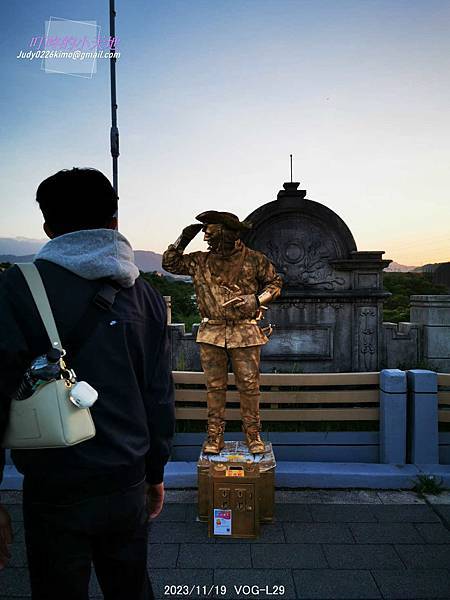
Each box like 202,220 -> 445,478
197,441 -> 275,535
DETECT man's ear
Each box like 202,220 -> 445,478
106,217 -> 118,230
43,222 -> 55,239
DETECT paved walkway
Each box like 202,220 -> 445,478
1,490 -> 450,599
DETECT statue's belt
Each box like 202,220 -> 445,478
201,317 -> 258,325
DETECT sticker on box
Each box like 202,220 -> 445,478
226,467 -> 245,477
213,509 -> 232,535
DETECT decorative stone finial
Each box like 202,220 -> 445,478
277,181 -> 307,199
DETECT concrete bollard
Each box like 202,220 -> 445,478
407,369 -> 439,464
379,369 -> 407,464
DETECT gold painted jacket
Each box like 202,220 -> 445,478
162,242 -> 282,348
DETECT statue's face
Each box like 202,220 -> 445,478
203,224 -> 222,252
203,223 -> 238,254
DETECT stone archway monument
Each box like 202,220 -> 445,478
242,180 -> 391,372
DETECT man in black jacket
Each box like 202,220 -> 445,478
0,168 -> 175,600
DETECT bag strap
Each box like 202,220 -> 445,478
17,263 -> 123,359
65,280 -> 122,359
16,263 -> 63,352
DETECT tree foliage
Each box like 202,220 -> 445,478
383,272 -> 448,322
140,272 -> 200,330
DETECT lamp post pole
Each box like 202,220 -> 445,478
109,0 -> 119,213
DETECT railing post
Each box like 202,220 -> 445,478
407,370 -> 439,464
379,369 -> 407,464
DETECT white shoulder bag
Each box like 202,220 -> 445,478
2,263 -> 96,449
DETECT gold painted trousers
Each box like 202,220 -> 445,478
199,343 -> 261,433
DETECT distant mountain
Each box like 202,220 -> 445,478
0,249 -> 185,278
0,238 -> 172,274
134,251 -> 167,274
0,237 -> 46,255
385,261 -> 417,273
0,254 -> 35,264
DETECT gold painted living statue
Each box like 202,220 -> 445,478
162,211 -> 282,454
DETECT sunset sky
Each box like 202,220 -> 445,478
1,0 -> 449,266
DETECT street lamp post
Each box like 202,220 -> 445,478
109,0 -> 119,211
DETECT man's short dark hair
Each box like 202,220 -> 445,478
36,168 -> 118,235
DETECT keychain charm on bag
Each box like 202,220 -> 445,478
69,381 -> 98,408
14,348 -> 98,409
59,353 -> 98,408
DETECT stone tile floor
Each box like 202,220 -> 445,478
0,490 -> 450,599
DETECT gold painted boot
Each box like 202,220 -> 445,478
203,421 -> 225,454
242,423 -> 265,454
203,390 -> 226,454
240,392 -> 265,454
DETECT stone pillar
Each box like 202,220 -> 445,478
406,370 -> 439,464
163,295 -> 172,324
379,369 -> 407,464
169,323 -> 201,371
410,295 -> 450,372
381,322 -> 421,369
169,323 -> 185,371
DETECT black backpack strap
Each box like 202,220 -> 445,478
65,281 -> 122,359
92,281 -> 122,310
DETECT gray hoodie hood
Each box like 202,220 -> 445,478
34,229 -> 140,288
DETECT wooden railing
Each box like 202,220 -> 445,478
173,371 -> 380,422
438,373 -> 450,423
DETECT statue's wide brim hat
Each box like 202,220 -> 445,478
195,211 -> 252,232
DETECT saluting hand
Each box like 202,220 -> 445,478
181,224 -> 203,241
